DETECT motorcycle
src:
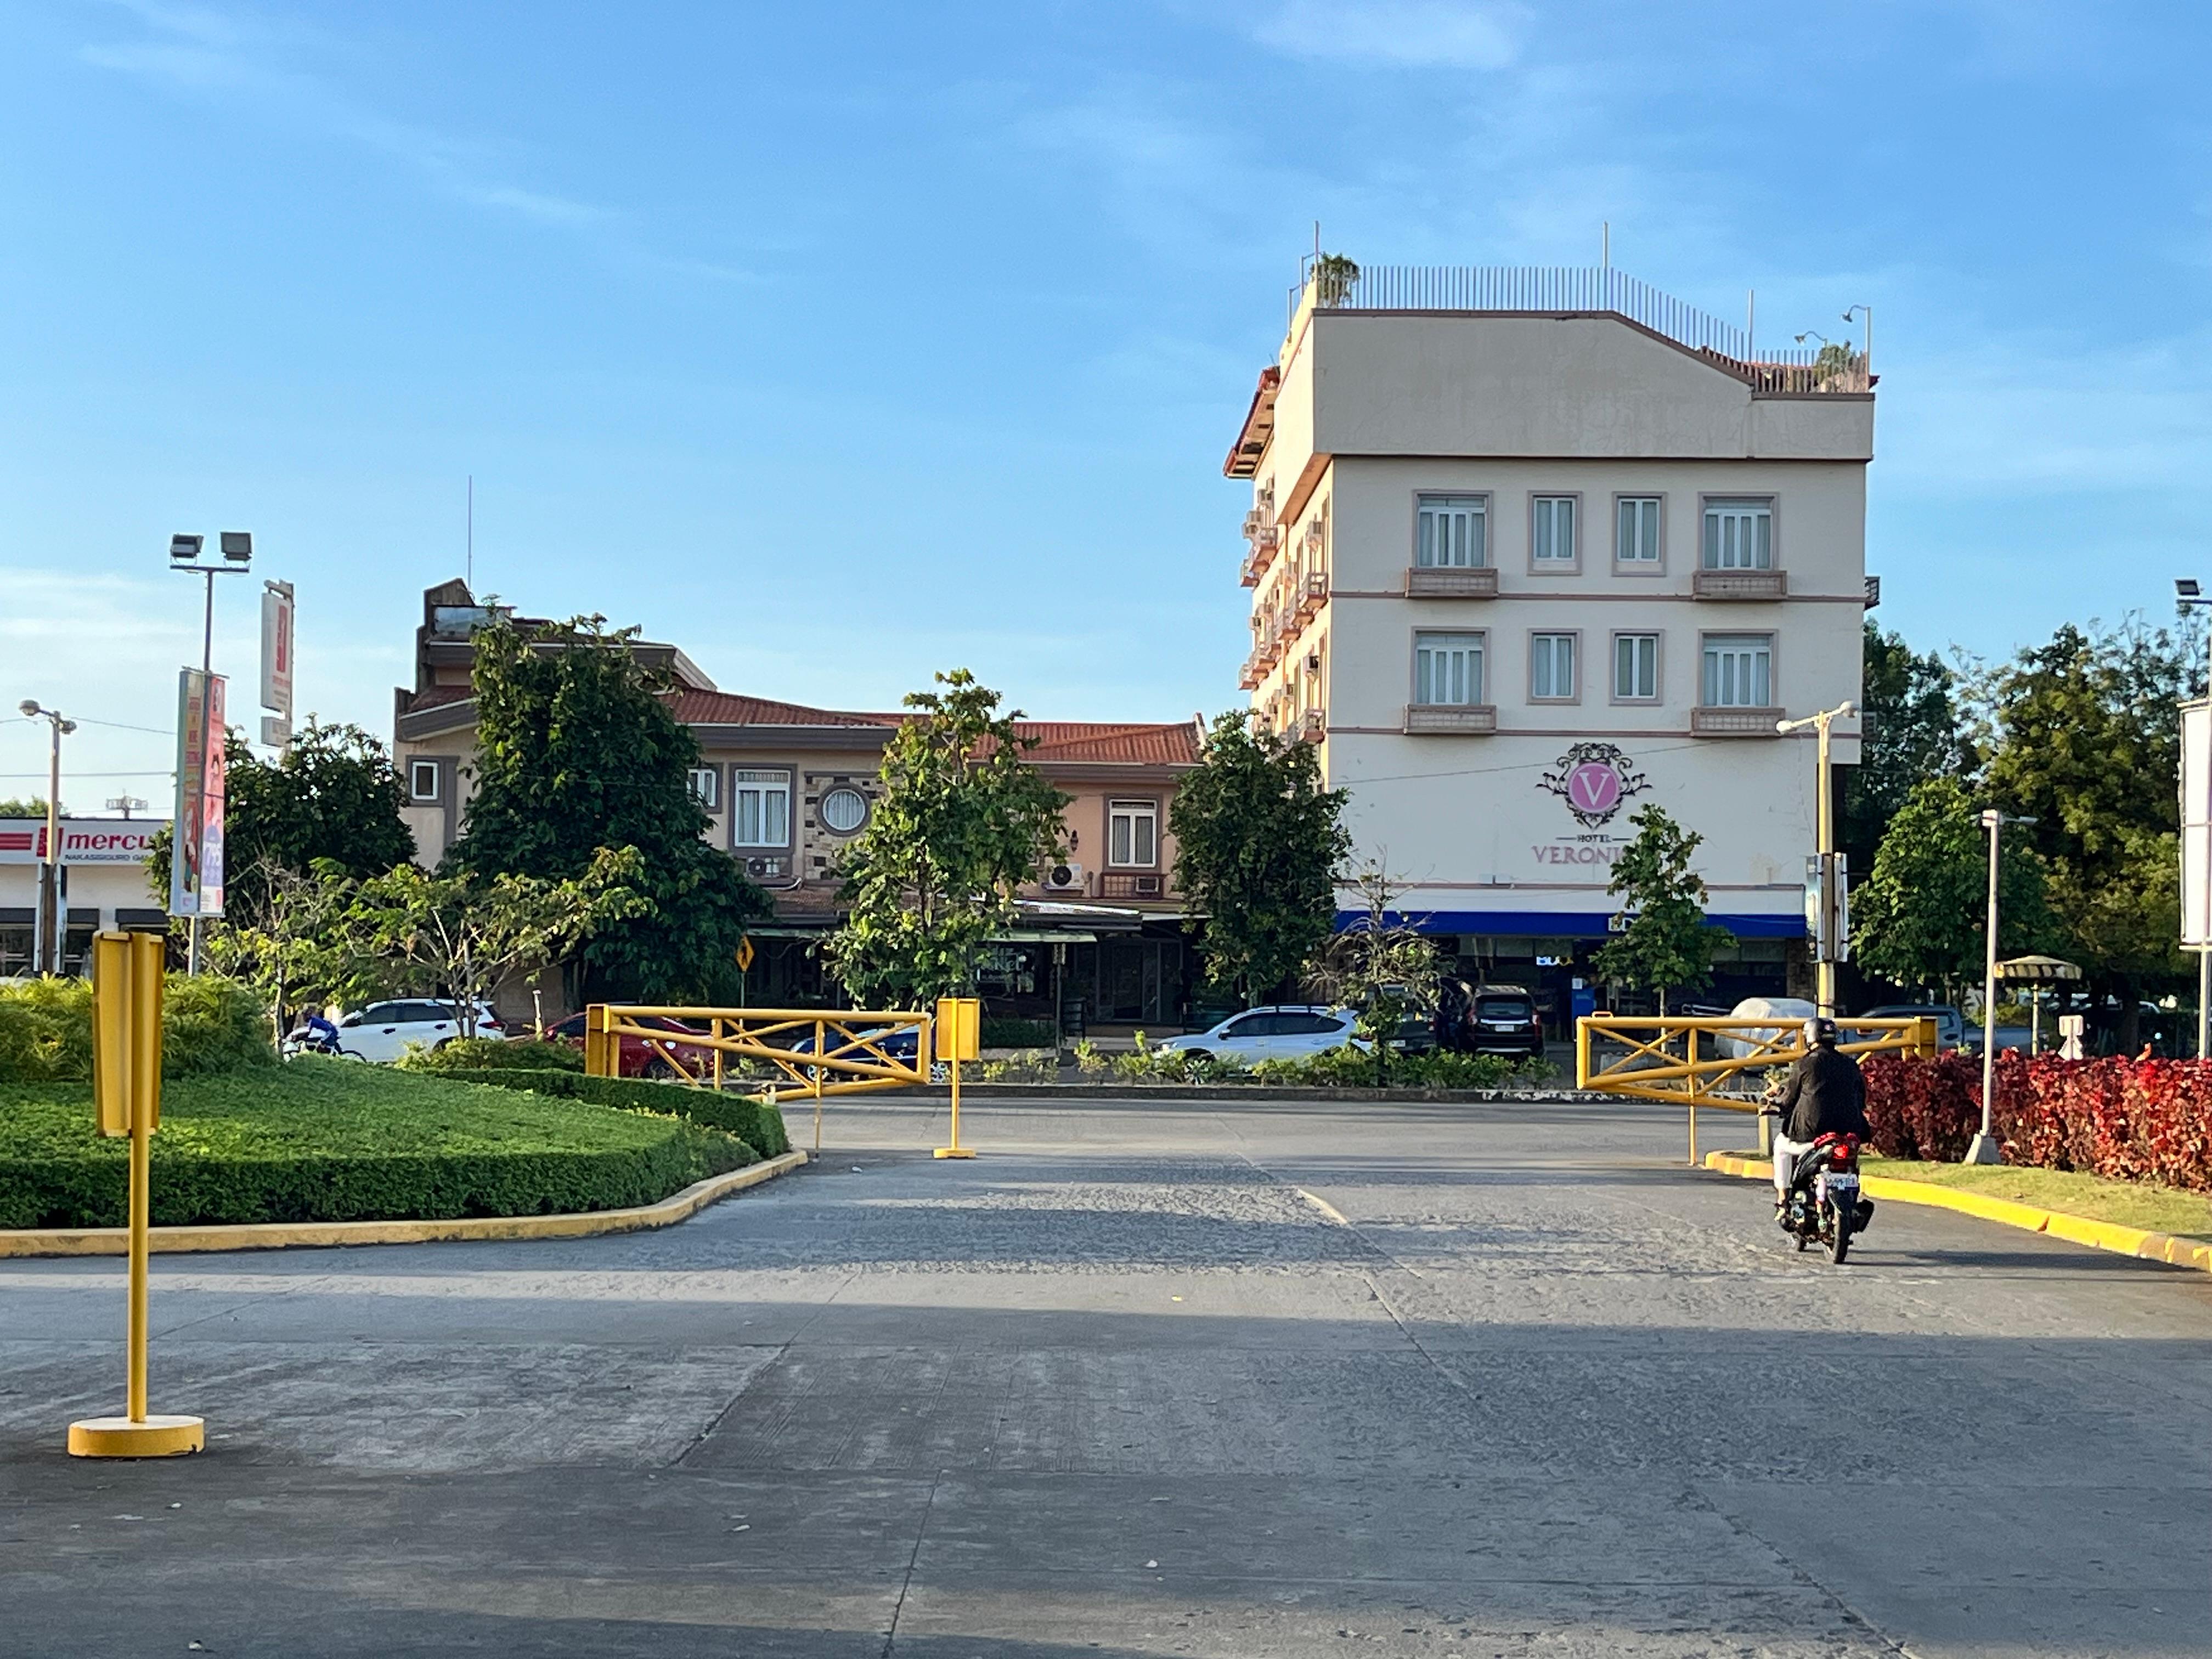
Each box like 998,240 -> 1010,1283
1771,1125 -> 1875,1263
281,1027 -> 346,1060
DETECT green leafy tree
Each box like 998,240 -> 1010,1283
0,797 -> 55,819
1969,618 -> 2194,1048
1842,622 -> 1965,871
145,721 -> 413,926
1169,712 -> 1351,1006
826,670 -> 1070,1005
443,612 -> 766,1002
1593,804 -> 1726,1014
347,847 -> 648,1029
199,857 -> 371,1043
1304,862 -> 1438,1084
1851,776 -> 2049,1002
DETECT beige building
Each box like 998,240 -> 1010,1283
393,583 -> 1201,1029
1226,263 -> 1875,1023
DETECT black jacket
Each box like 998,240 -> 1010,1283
1776,1046 -> 1870,1142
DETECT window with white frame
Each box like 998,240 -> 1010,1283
687,766 -> 719,810
1703,498 -> 1774,569
1531,496 -> 1577,566
408,759 -> 441,803
1613,633 -> 1660,701
1702,634 -> 1773,707
1530,633 -> 1576,700
1414,631 -> 1486,706
731,769 -> 791,847
1108,800 -> 1158,867
1415,495 -> 1487,568
1616,497 -> 1661,565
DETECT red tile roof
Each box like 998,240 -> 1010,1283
672,690 -> 891,728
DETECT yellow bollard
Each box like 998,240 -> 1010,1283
933,996 -> 979,1159
70,932 -> 204,1458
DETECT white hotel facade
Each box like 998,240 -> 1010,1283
1226,265 -> 1873,1022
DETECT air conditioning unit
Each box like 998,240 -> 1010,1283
1131,873 -> 1163,898
1304,519 -> 1325,551
1242,509 -> 1263,536
1041,862 -> 1086,893
744,856 -> 786,879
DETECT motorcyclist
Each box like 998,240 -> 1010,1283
1768,1016 -> 1870,1210
291,1003 -> 340,1052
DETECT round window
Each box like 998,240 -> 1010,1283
820,786 -> 868,834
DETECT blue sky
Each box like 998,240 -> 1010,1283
3,1 -> 2207,800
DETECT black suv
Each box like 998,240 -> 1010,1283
1467,985 -> 1547,1058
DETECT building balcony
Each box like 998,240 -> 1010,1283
1238,652 -> 1266,691
1403,704 -> 1498,735
1099,871 -> 1171,901
1691,568 -> 1788,601
1296,571 -> 1329,620
1300,708 -> 1326,743
1691,706 -> 1782,736
1404,566 -> 1498,599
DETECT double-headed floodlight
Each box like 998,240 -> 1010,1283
19,700 -> 75,733
169,534 -> 204,561
220,531 -> 252,563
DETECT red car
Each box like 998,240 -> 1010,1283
534,1012 -> 714,1079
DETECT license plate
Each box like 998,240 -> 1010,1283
1824,1173 -> 1859,1191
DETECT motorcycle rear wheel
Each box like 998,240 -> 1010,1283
1826,1202 -> 1852,1265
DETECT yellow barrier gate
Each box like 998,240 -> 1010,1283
1575,1015 -> 1938,1165
584,1005 -> 933,1153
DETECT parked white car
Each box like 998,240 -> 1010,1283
334,999 -> 503,1063
1153,1006 -> 1360,1065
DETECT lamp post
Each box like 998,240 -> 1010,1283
1967,808 -> 2035,1165
2176,578 -> 2211,1058
1776,701 -> 1858,1017
1843,304 -> 1873,379
169,531 -> 252,974
19,702 -> 76,975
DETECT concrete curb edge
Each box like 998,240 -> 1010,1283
1701,1149 -> 2212,1274
0,1149 -> 811,1260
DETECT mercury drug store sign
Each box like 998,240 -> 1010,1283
0,821 -> 169,865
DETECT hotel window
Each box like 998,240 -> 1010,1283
1108,800 -> 1159,868
1414,631 -> 1486,706
1616,497 -> 1661,565
732,770 -> 791,847
1530,633 -> 1577,701
1703,498 -> 1774,569
1415,495 -> 1487,568
820,786 -> 868,834
1702,634 -> 1773,707
686,767 -> 719,810
1531,496 -> 1577,567
408,759 -> 441,803
1613,633 -> 1660,701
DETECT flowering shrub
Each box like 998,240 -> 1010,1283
1861,1051 -> 2212,1193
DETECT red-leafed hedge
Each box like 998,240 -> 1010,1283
1861,1051 -> 2212,1193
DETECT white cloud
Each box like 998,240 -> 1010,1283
1252,1 -> 1530,70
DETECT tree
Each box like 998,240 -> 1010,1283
1850,776 -> 2049,1002
443,612 -> 766,1002
145,721 -> 413,926
1304,862 -> 1438,1084
1169,712 -> 1350,1006
346,847 -> 648,1030
1841,622 -> 1964,871
825,670 -> 1070,1006
0,797 -> 55,819
1593,804 -> 1726,1014
1969,618 -> 2194,1048
199,857 -> 371,1043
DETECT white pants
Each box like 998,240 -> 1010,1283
1774,1133 -> 1814,1195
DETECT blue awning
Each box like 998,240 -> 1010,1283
1335,909 -> 1804,940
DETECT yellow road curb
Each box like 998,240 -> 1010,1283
1702,1149 -> 2212,1274
0,1149 -> 809,1259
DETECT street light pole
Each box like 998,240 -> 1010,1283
169,532 -> 252,975
1776,700 -> 1857,1018
2174,577 -> 2211,1057
1967,808 -> 2033,1165
18,702 -> 76,975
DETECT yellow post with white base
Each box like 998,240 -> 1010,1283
69,931 -> 205,1459
933,996 -> 980,1159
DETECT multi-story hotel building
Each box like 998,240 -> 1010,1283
1226,264 -> 1875,1024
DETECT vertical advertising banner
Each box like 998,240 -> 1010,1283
259,580 -> 294,729
169,670 -> 229,918
2182,703 -> 2210,948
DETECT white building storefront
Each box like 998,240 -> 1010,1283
0,819 -> 171,977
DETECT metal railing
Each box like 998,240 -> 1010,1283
1286,266 -> 1870,393
585,1004 -> 933,1152
1575,1015 -> 1938,1164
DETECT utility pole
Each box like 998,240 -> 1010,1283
1967,808 -> 2034,1165
1776,702 -> 1857,1017
18,702 -> 75,974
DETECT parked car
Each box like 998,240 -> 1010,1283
1154,1006 -> 1359,1065
1860,1003 -> 1967,1051
1466,985 -> 1547,1059
1714,996 -> 1816,1060
335,999 -> 503,1063
538,1012 -> 714,1078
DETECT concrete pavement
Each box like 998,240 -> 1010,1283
2,1092 -> 2207,1656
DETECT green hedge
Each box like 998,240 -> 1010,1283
0,1060 -> 752,1230
398,1037 -> 583,1074
0,974 -> 275,1083
981,1016 -> 1056,1049
433,1068 -> 791,1158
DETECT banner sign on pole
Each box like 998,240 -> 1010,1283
259,580 -> 295,724
169,671 -> 228,919
2181,702 -> 2210,949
